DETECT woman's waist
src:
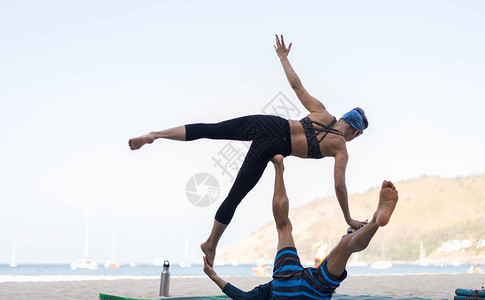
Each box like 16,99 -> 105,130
288,119 -> 309,158
288,119 -> 304,134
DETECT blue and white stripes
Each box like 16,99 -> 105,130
271,247 -> 347,300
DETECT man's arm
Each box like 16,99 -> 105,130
274,34 -> 325,113
203,256 -> 227,290
203,256 -> 272,300
334,152 -> 366,229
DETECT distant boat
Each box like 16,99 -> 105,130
153,257 -> 169,266
253,258 -> 270,276
104,229 -> 121,269
347,253 -> 367,267
179,236 -> 191,268
130,248 -> 139,267
178,261 -> 191,268
451,259 -> 461,267
71,257 -> 99,270
370,261 -> 392,269
370,240 -> 392,269
348,261 -> 368,267
214,259 -> 226,266
104,260 -> 121,268
418,241 -> 431,266
71,209 -> 98,270
10,239 -> 18,268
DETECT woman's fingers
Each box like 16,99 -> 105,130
275,34 -> 281,46
275,34 -> 291,54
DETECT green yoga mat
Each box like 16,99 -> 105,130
455,297 -> 485,300
100,294 -> 443,300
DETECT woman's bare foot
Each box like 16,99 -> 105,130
375,180 -> 399,226
128,133 -> 155,150
200,242 -> 216,268
271,154 -> 284,170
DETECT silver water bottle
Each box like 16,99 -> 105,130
159,260 -> 170,297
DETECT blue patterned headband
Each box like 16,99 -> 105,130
342,109 -> 365,133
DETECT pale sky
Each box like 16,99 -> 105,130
1,0 -> 484,264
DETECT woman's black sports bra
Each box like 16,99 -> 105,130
299,116 -> 344,159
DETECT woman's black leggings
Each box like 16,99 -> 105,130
185,115 -> 292,225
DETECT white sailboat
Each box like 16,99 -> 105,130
418,241 -> 431,266
347,253 -> 367,267
214,259 -> 226,266
179,236 -> 191,268
153,257 -> 169,266
370,260 -> 392,269
71,209 -> 98,270
370,240 -> 392,269
104,229 -> 121,268
10,239 -> 18,268
130,248 -> 139,267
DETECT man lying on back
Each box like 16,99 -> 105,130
203,155 -> 398,299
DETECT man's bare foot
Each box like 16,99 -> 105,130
200,242 -> 216,268
128,133 -> 155,150
271,154 -> 284,170
375,180 -> 399,226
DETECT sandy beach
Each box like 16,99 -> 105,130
1,274 -> 484,300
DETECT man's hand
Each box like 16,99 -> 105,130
203,256 -> 217,278
203,255 -> 228,290
274,34 -> 292,60
347,218 -> 368,230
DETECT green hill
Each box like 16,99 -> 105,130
218,175 -> 485,264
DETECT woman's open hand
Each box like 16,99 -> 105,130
274,34 -> 292,60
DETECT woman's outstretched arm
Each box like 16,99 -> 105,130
334,151 -> 367,230
274,34 -> 325,113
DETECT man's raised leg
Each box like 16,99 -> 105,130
270,155 -> 295,252
326,180 -> 399,277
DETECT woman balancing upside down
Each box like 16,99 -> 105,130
128,35 -> 369,267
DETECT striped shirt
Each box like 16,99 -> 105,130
271,247 -> 347,299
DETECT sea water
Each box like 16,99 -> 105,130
0,263 -> 472,277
